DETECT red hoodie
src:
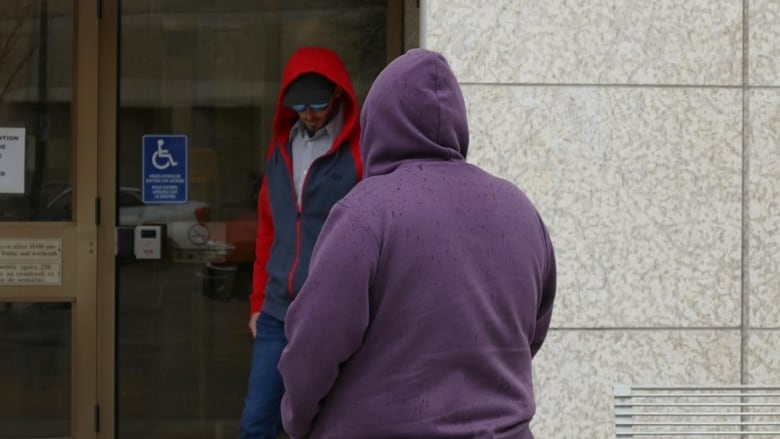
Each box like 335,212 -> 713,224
251,47 -> 362,317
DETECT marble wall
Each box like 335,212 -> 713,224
421,1 -> 779,437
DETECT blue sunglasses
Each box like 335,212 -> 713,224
290,102 -> 329,112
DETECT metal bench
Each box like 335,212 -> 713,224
614,385 -> 780,437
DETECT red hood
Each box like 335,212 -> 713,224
271,47 -> 360,156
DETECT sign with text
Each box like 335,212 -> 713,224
142,134 -> 188,204
0,238 -> 62,286
0,127 -> 25,194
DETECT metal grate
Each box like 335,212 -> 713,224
614,385 -> 780,438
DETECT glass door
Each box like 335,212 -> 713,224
112,1 -> 401,438
0,1 -> 100,438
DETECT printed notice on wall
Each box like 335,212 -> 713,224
0,239 -> 62,286
0,127 -> 26,194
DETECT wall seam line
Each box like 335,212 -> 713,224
741,0 -> 750,386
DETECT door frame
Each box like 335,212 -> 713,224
0,1 -> 101,437
96,0 -> 118,437
91,1 -> 406,437
73,0 -> 101,436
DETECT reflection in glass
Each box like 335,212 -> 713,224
0,302 -> 71,437
0,1 -> 73,221
117,1 -> 388,437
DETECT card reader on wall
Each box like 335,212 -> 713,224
134,225 -> 163,259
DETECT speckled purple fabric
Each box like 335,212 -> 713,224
279,49 -> 557,439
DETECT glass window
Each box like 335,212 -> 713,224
117,1 -> 391,437
0,1 -> 73,221
0,302 -> 72,437
118,188 -> 143,208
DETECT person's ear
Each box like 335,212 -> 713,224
333,86 -> 343,100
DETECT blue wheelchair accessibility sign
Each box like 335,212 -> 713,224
142,134 -> 188,204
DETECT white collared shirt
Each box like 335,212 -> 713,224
289,104 -> 344,207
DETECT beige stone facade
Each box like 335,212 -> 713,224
423,1 -> 780,437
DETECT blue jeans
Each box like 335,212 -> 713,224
240,312 -> 287,439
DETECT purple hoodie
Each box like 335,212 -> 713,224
279,48 -> 557,439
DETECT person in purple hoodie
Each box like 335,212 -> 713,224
278,48 -> 557,438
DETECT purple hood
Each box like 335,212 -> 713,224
360,48 -> 469,176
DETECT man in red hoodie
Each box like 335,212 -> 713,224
239,47 -> 362,439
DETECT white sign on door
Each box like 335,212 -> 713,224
0,127 -> 26,194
